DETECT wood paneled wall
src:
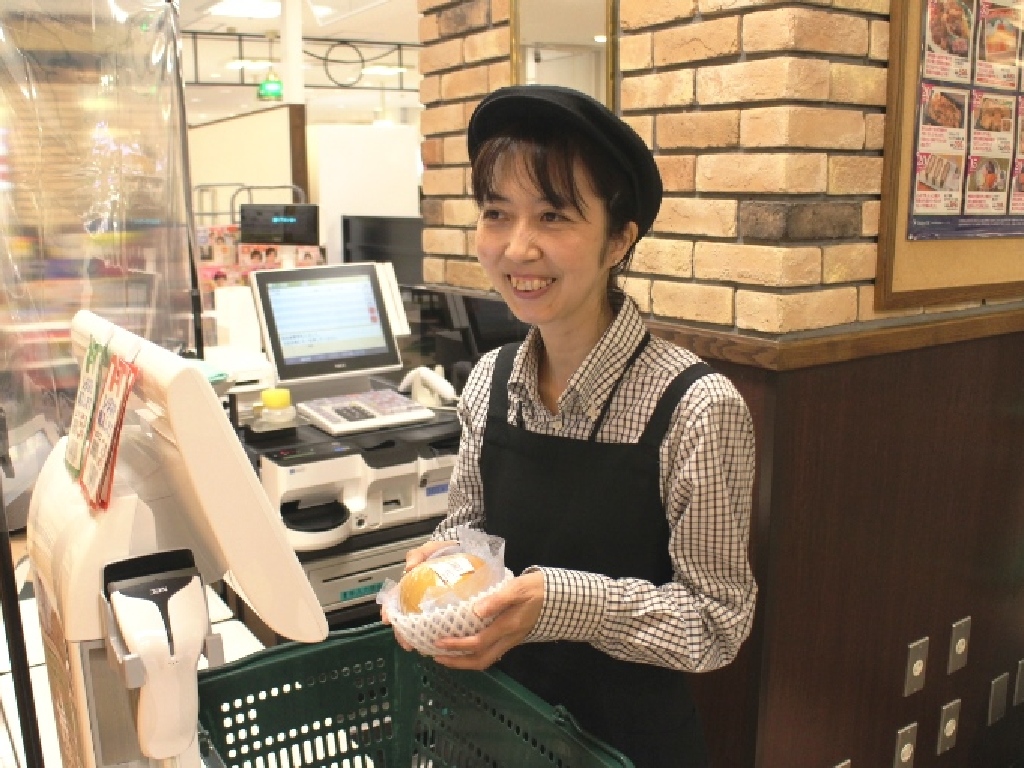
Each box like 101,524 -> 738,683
685,331 -> 1024,768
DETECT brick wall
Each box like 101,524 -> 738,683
617,0 -> 915,333
418,0 -> 511,292
421,0 -> 1024,336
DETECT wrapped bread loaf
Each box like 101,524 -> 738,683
399,552 -> 493,614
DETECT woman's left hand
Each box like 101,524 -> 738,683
430,571 -> 545,670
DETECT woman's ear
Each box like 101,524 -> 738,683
607,221 -> 640,268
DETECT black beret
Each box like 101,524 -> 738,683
467,84 -> 663,240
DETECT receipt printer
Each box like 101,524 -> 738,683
252,415 -> 459,554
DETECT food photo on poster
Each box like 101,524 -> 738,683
925,87 -> 968,128
974,0 -> 1022,89
925,0 -> 976,82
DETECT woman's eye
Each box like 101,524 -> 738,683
541,210 -> 568,222
480,208 -> 503,220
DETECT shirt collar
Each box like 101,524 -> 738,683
507,295 -> 648,416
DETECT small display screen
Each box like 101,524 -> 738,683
269,274 -> 388,365
240,204 -> 319,245
252,264 -> 402,383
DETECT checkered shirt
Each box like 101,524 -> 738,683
434,296 -> 757,672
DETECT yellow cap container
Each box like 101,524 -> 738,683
260,388 -> 292,410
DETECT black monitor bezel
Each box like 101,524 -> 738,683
251,263 -> 403,385
462,295 -> 530,356
341,214 -> 424,286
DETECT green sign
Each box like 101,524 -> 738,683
257,73 -> 283,102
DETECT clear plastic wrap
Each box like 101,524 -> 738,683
0,1 -> 196,522
377,528 -> 512,656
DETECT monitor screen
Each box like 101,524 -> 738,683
342,215 -> 423,286
251,263 -> 403,385
463,295 -> 530,355
240,204 -> 319,245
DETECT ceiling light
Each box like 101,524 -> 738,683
362,65 -> 407,76
207,0 -> 280,19
226,58 -> 274,70
309,0 -> 387,26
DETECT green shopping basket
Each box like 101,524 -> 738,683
197,622 -> 633,767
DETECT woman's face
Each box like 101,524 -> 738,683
475,152 -> 634,342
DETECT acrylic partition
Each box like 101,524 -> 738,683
0,0 -> 197,525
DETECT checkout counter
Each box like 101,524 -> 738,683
234,414 -> 460,637
217,266 -> 526,642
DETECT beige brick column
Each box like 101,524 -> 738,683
418,0 -> 511,293
620,0 -> 900,334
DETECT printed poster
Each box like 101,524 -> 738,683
909,3 -> 1024,238
197,224 -> 240,265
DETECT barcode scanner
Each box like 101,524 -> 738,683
104,549 -> 209,761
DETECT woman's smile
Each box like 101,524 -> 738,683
508,275 -> 556,294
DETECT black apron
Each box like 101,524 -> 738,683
481,339 -> 714,768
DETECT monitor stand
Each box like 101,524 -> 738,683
283,374 -> 379,404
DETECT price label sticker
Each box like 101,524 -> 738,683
64,337 -> 108,478
79,355 -> 138,510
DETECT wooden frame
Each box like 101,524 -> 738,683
876,0 -> 1024,309
509,0 -> 617,111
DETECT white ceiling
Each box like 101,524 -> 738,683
177,0 -> 423,126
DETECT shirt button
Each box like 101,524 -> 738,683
552,416 -> 563,430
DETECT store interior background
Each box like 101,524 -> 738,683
180,0 -> 608,265
3,0 -> 1024,767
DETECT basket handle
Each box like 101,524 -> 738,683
552,704 -> 576,729
551,705 -> 633,767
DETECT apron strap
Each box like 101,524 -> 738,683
488,342 -> 521,425
638,362 -> 715,449
588,332 -> 651,441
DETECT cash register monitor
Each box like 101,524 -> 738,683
251,263 -> 403,387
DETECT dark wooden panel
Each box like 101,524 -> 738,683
288,103 -> 309,200
756,332 -> 1024,768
